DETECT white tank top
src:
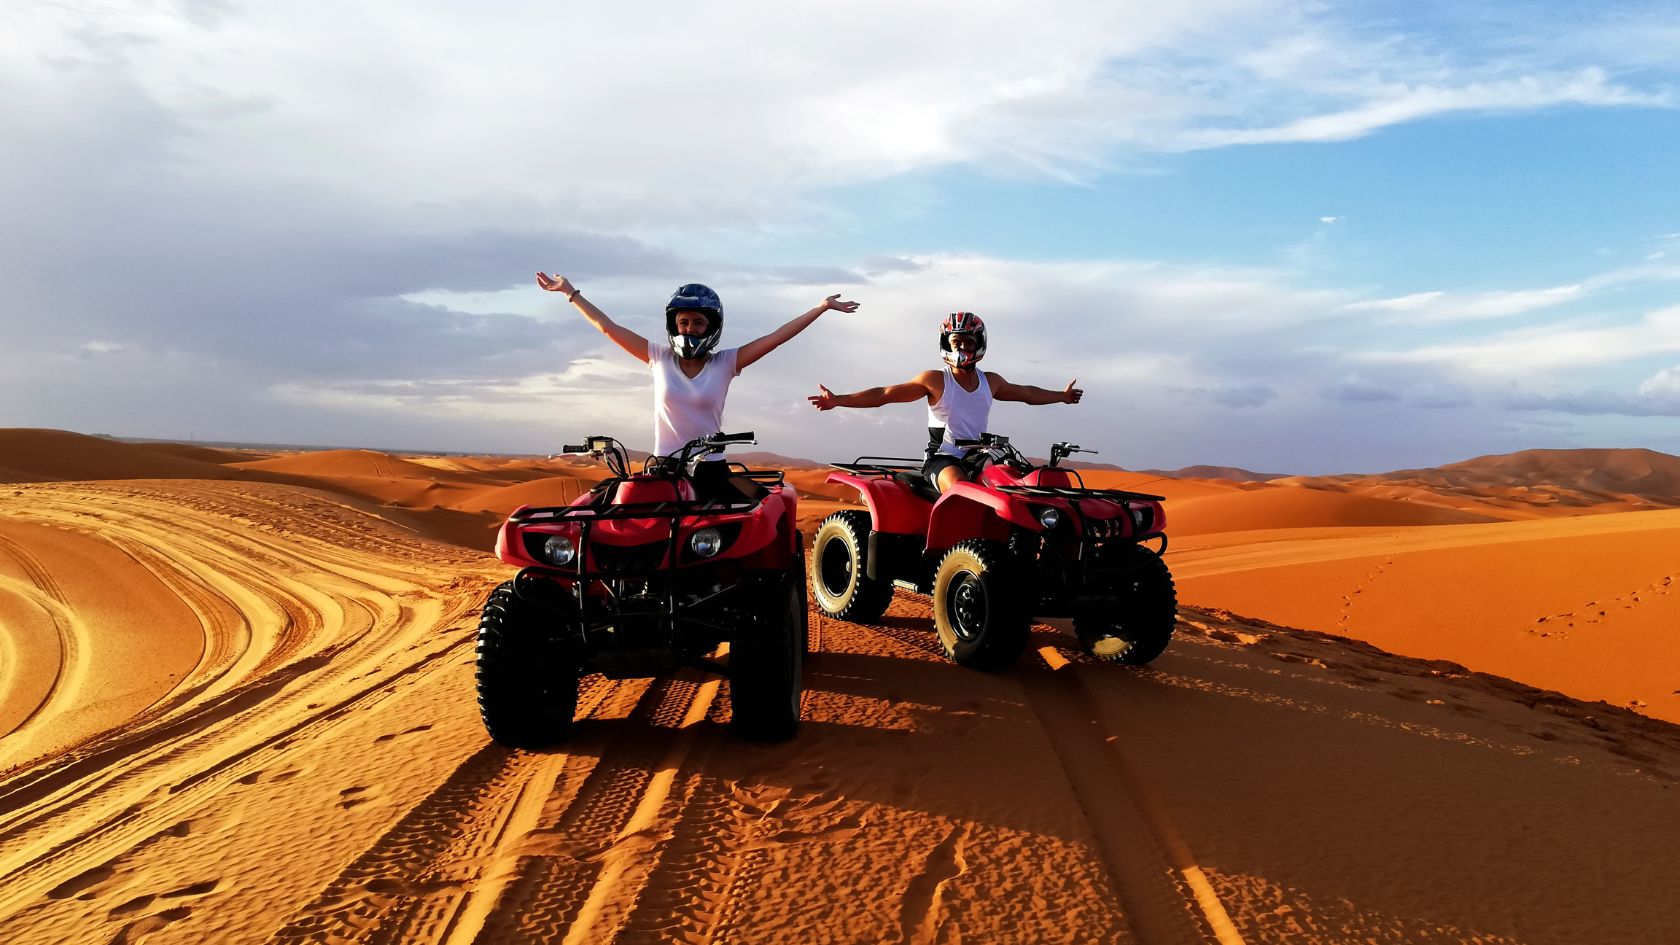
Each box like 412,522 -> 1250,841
650,346 -> 740,461
927,367 -> 993,458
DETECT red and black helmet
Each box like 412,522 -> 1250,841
939,311 -> 986,368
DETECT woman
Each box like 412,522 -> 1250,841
536,272 -> 858,493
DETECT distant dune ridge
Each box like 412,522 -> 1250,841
1363,447 -> 1680,509
1139,464 -> 1286,482
3,427 -> 1680,943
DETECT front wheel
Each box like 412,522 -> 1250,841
932,540 -> 1030,670
1074,545 -> 1177,665
476,580 -> 580,748
809,510 -> 893,622
730,574 -> 804,739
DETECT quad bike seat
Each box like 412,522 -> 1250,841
893,470 -> 942,503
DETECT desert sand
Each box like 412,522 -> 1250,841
1,429 -> 1677,944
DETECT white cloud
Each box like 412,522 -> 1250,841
1183,69 -> 1670,148
1638,363 -> 1680,397
1344,284 -> 1583,322
8,3 -> 1672,236
1319,216 -> 1343,224
1367,303 -> 1680,374
79,340 -> 131,357
1343,291 -> 1445,313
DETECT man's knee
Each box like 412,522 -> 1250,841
936,465 -> 966,492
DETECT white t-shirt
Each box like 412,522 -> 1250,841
927,366 -> 993,458
649,345 -> 741,460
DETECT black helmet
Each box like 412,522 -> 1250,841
666,283 -> 724,360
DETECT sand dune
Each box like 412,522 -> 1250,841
0,429 -> 242,483
2,430 -> 1678,943
1172,510 -> 1680,722
140,442 -> 271,465
235,448 -> 488,484
1167,485 -> 1504,536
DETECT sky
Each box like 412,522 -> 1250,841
3,0 -> 1678,474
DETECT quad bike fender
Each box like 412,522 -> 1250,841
495,505 -> 531,564
1137,499 -> 1167,537
725,489 -> 795,567
825,471 -> 934,534
925,482 -> 1039,552
775,482 -> 800,554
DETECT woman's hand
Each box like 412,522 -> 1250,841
1064,379 -> 1084,404
536,272 -> 576,297
808,384 -> 839,410
822,294 -> 860,313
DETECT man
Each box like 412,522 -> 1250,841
809,312 -> 1081,491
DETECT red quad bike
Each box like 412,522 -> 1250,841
477,431 -> 807,747
811,434 -> 1175,669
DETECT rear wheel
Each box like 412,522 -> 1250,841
1074,545 -> 1177,665
932,540 -> 1029,670
731,573 -> 804,739
476,580 -> 580,748
810,510 -> 893,622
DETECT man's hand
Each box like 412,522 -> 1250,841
809,384 -> 839,410
536,272 -> 576,297
1064,379 -> 1084,404
823,294 -> 861,314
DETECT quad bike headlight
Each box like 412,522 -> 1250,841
542,534 -> 577,566
689,527 -> 724,558
1037,507 -> 1062,530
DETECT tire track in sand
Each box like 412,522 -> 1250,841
0,630 -> 476,917
260,672 -> 724,945
1020,641 -> 1247,945
0,530 -> 90,750
100,534 -> 254,720
464,674 -> 722,945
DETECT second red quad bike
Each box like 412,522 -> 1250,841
477,432 -> 806,748
811,434 -> 1174,669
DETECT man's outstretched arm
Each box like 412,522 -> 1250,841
810,372 -> 939,410
990,374 -> 1083,405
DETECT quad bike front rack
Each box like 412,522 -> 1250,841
992,484 -> 1165,502
512,494 -> 771,670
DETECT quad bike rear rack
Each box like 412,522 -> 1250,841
829,457 -> 926,477
727,465 -> 787,486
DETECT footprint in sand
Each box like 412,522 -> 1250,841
107,880 -> 220,918
374,723 -> 434,743
235,766 -> 305,787
337,785 -> 378,810
46,865 -> 119,901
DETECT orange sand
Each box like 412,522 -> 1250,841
1,429 -> 1677,944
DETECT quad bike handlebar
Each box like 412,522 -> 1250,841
1048,441 -> 1096,467
649,430 -> 757,476
953,433 -> 1032,473
556,431 -> 757,480
954,434 -> 1099,470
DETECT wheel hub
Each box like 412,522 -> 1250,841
818,538 -> 854,597
948,571 -> 988,641
1089,635 -> 1127,658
